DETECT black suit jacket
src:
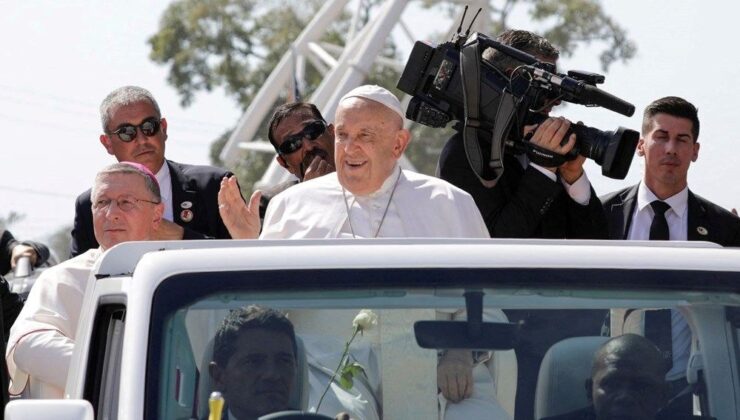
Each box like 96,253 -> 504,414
70,160 -> 232,257
601,184 -> 740,245
439,132 -> 608,239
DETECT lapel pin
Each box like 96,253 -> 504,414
181,209 -> 194,223
697,226 -> 708,236
181,201 -> 193,209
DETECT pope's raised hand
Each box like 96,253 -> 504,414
218,176 -> 261,239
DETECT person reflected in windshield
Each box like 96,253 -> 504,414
209,306 -> 299,420
542,334 -> 703,420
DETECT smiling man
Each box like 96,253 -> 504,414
259,85 -> 488,239
6,162 -> 163,398
257,86 -> 509,420
70,86 -> 232,257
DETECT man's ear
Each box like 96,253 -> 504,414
276,155 -> 289,170
636,137 -> 645,157
692,141 -> 700,162
100,134 -> 115,155
160,117 -> 168,141
392,129 -> 411,158
585,378 -> 593,403
209,361 -> 225,391
152,202 -> 165,228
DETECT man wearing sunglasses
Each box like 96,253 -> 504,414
217,102 -> 336,239
69,86 -> 232,257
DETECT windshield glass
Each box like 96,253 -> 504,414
145,268 -> 740,420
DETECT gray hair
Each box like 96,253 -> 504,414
100,86 -> 162,132
92,162 -> 162,202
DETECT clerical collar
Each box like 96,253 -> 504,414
637,180 -> 688,217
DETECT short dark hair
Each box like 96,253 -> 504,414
267,102 -> 326,151
642,96 -> 700,141
482,29 -> 560,72
212,305 -> 297,366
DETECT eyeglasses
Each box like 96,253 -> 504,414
109,117 -> 162,142
277,120 -> 327,155
92,196 -> 161,213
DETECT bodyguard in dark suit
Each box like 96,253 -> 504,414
71,86 -> 232,257
601,96 -> 740,417
602,96 -> 740,245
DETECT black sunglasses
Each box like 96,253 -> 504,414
110,117 -> 162,142
277,120 -> 327,155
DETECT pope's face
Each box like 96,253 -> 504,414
91,173 -> 163,250
334,98 -> 409,195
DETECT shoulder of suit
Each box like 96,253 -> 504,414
76,188 -> 92,205
690,191 -> 740,221
599,184 -> 636,205
167,159 -> 231,179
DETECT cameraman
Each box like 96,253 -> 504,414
438,29 -> 607,239
438,30 -> 609,420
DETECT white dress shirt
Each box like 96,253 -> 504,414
627,180 -> 689,241
626,181 -> 691,380
155,162 -> 174,222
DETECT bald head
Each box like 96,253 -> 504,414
590,334 -> 669,420
334,95 -> 410,195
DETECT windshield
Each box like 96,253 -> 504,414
145,268 -> 740,420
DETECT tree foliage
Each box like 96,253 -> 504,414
423,0 -> 636,71
149,0 -> 636,191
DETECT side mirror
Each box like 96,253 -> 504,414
6,399 -> 94,420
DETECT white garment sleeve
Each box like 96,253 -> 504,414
12,331 -> 73,389
560,171 -> 592,205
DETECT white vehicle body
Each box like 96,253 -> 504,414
6,239 -> 740,419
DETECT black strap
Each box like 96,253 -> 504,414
460,35 -> 517,188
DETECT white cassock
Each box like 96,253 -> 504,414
6,248 -> 100,398
261,165 -> 489,239
261,165 -> 512,420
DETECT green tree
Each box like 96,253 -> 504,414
149,0 -> 636,189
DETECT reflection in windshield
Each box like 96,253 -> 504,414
150,284 -> 727,420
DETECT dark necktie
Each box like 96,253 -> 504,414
649,200 -> 671,240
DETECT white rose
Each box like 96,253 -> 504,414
352,309 -> 378,332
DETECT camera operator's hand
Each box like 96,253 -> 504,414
525,117 -> 577,173
559,154 -> 586,185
